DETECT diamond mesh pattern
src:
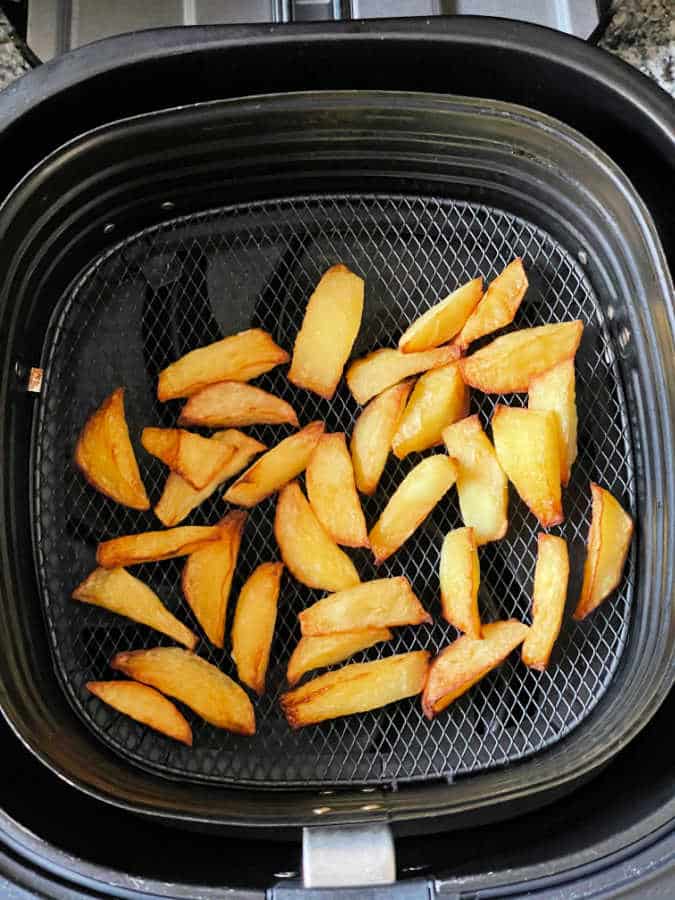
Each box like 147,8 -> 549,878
33,194 -> 635,787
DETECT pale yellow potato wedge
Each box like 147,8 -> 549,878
346,344 -> 460,406
224,421 -> 324,507
288,264 -> 364,399
492,405 -> 563,527
439,527 -> 481,638
351,380 -> 413,495
299,577 -> 431,636
456,258 -> 528,349
392,362 -> 469,459
141,426 -> 233,490
286,629 -> 392,686
442,415 -> 508,544
398,277 -> 483,352
87,680 -> 192,745
369,455 -> 458,564
573,483 -> 633,621
306,432 -> 369,547
75,387 -> 149,510
522,534 -> 569,670
97,525 -> 222,568
112,647 -> 255,735
281,651 -> 430,729
460,320 -> 583,393
274,482 -> 360,591
157,329 -> 289,401
528,359 -> 578,487
231,561 -> 283,695
422,620 -> 529,718
178,382 -> 298,429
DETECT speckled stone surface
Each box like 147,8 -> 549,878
0,10 -> 29,89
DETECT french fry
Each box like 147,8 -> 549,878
97,525 -> 222,568
522,534 -> 569,669
87,681 -> 192,745
141,427 -> 234,490
346,344 -> 460,406
178,382 -> 298,429
231,561 -> 283,695
392,362 -> 469,458
112,647 -> 255,735
74,388 -> 149,510
528,359 -> 578,486
281,651 -> 430,729
455,258 -> 528,348
287,629 -> 392,686
398,277 -> 483,352
351,380 -> 413,495
369,455 -> 458,564
288,264 -> 365,399
439,527 -> 481,638
306,432 -> 369,547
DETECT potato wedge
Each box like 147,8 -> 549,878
112,647 -> 255,735
141,427 -> 234,490
346,344 -> 460,406
274,482 -> 360,591
178,382 -> 298,429
442,415 -> 508,544
522,534 -> 569,670
369,455 -> 458,565
288,264 -> 364,399
422,620 -> 529,718
157,329 -> 289,401
528,359 -> 578,487
87,680 -> 192,745
73,566 -> 197,649
439,527 -> 481,638
182,510 -> 246,647
459,320 -> 583,393
224,421 -> 324,507
97,525 -> 222,568
392,362 -> 469,459
281,651 -> 430,729
456,258 -> 528,348
492,405 -> 563,527
231,561 -> 283,695
398,277 -> 483,353
287,629 -> 392,686
351,380 -> 413,495
306,432 -> 369,548
74,387 -> 149,510
299,577 -> 431,636
573,484 -> 633,621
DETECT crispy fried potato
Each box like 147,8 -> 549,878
346,344 -> 460,406
178,382 -> 298,429
112,647 -> 255,735
75,388 -> 149,510
141,427 -> 233,489
73,566 -> 197,649
398,277 -> 483,353
392,362 -> 469,458
369,455 -> 458,564
492,406 -> 563,527
573,484 -> 633,621
459,321 -> 583,393
442,415 -> 508,544
422,620 -> 529,718
97,525 -> 222,568
281,651 -> 430,728
286,629 -> 392,686
274,482 -> 360,591
157,329 -> 289,401
288,264 -> 364,399
456,258 -> 528,348
306,432 -> 369,548
522,534 -> 569,670
231,561 -> 283,695
87,680 -> 192,745
439,527 -> 481,638
528,359 -> 578,487
224,421 -> 324,507
299,577 -> 431,636
351,380 -> 413,495
182,511 -> 246,648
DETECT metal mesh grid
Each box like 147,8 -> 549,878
33,194 -> 635,788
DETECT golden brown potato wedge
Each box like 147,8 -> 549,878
351,380 -> 413,495
281,651 -> 430,729
286,629 -> 392,686
528,359 -> 578,487
112,647 -> 255,735
442,415 -> 508,545
346,344 -> 460,406
369,455 -> 458,565
224,421 -> 324,507
422,620 -> 529,718
459,320 -> 583,393
87,680 -> 192,745
181,511 -> 246,648
306,432 -> 369,548
398,277 -> 483,353
97,525 -> 222,568
141,427 -> 234,490
522,534 -> 569,670
73,566 -> 197,649
178,382 -> 298,429
231,561 -> 283,695
75,388 -> 149,510
573,484 -> 633,621
492,405 -> 563,527
274,482 -> 360,591
157,329 -> 289,401
439,527 -> 481,638
456,258 -> 528,349
392,362 -> 469,459
288,264 -> 364,399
